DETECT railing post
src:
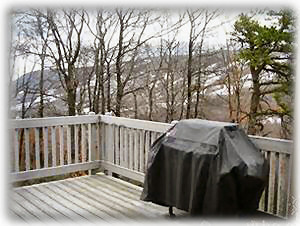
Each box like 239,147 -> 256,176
88,112 -> 97,175
106,125 -> 114,176
104,112 -> 114,176
171,120 -> 178,125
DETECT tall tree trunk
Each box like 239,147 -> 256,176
133,93 -> 138,119
38,55 -> 45,167
106,62 -> 111,112
247,67 -> 260,135
170,72 -> 175,122
38,56 -> 45,118
115,18 -> 124,117
186,39 -> 193,119
93,46 -> 100,113
148,84 -> 155,121
194,70 -> 201,118
235,89 -> 241,123
165,72 -> 170,123
67,65 -> 77,116
227,74 -> 233,121
67,89 -> 76,116
100,46 -> 105,114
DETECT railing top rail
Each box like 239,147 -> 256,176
249,135 -> 293,154
10,115 -> 100,129
100,115 -> 171,133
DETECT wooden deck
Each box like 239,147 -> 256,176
9,173 -> 187,223
10,115 -> 294,219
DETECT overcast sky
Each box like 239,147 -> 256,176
11,7 -> 280,79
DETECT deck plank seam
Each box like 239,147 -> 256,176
77,178 -> 159,217
67,179 -> 151,218
52,181 -> 128,221
33,186 -> 91,221
83,177 -> 168,215
18,188 -> 73,220
14,190 -> 58,221
39,184 -> 104,221
59,179 -> 136,219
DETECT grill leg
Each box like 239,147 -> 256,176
169,206 -> 175,217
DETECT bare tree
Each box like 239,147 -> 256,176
193,10 -> 218,118
28,10 -> 51,118
85,10 -> 118,114
142,40 -> 167,120
185,9 -> 218,119
221,41 -> 248,123
46,9 -> 85,116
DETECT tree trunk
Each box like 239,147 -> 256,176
92,46 -> 100,113
186,39 -> 193,119
115,17 -> 124,117
38,56 -> 45,118
170,72 -> 175,122
100,46 -> 105,114
133,93 -> 138,119
66,65 -> 77,116
227,74 -> 233,121
235,89 -> 241,123
67,89 -> 76,116
247,67 -> 260,135
148,84 -> 154,121
194,74 -> 201,118
165,72 -> 170,123
106,61 -> 111,112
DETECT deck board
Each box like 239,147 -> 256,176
9,173 -> 185,222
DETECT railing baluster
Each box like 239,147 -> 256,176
67,125 -> 72,165
259,150 -> 267,212
144,131 -> 150,172
59,126 -> 64,166
150,131 -> 154,146
88,123 -> 96,161
101,123 -> 106,161
124,127 -> 129,168
43,127 -> 48,168
114,125 -> 120,165
24,128 -> 30,171
134,129 -> 139,171
139,130 -> 145,172
88,122 -> 97,175
75,125 -> 79,163
34,128 -> 41,169
96,123 -> 100,161
119,126 -> 124,167
286,154 -> 293,217
14,129 -> 19,172
106,124 -> 114,176
268,151 -> 277,213
51,126 -> 56,167
129,129 -> 134,170
277,153 -> 288,217
81,124 -> 86,162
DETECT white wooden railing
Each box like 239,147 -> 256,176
10,114 -> 293,218
10,113 -> 101,182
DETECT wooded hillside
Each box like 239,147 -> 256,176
10,9 -> 295,139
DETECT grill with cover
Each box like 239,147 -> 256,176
140,119 -> 269,216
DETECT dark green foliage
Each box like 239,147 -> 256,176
232,10 -> 295,136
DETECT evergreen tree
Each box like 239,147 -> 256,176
232,10 -> 295,137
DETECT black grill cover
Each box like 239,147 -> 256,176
140,119 -> 269,215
